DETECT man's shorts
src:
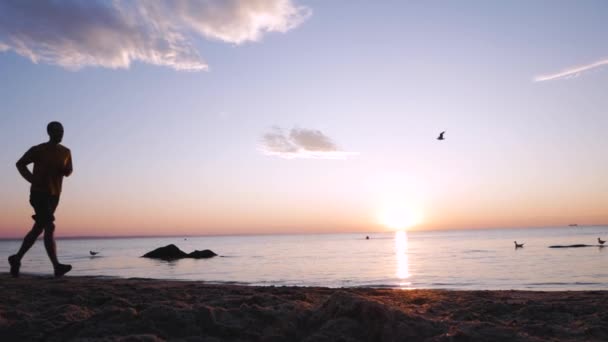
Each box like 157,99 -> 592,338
30,191 -> 60,225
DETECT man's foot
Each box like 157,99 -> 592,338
8,255 -> 21,277
54,264 -> 72,277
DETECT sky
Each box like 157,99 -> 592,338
1,0 -> 607,238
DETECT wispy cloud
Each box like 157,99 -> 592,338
260,127 -> 358,159
534,58 -> 608,82
0,0 -> 310,71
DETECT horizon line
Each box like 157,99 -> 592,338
0,224 -> 604,241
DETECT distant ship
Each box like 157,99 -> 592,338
568,224 -> 578,227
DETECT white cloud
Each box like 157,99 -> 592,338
260,127 -> 358,159
169,0 -> 311,44
534,58 -> 608,82
0,0 -> 310,71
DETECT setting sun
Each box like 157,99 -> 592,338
378,201 -> 423,230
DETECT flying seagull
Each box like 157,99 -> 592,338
90,251 -> 99,256
514,241 -> 524,248
437,131 -> 445,140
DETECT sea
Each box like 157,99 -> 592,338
1,226 -> 607,291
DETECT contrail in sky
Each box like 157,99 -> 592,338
534,58 -> 608,82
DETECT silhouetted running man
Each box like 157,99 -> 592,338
8,122 -> 73,277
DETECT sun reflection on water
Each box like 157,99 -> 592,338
395,230 -> 413,289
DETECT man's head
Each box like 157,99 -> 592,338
47,121 -> 64,144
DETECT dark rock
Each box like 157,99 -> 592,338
189,250 -> 218,259
142,244 -> 188,260
549,244 -> 596,248
142,245 -> 217,260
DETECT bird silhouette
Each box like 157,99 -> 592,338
514,241 -> 524,248
89,251 -> 99,256
437,131 -> 445,140
598,238 -> 606,245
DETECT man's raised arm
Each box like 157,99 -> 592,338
16,148 -> 35,183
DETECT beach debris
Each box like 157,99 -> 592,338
142,244 -> 217,261
437,131 -> 445,140
514,241 -> 524,248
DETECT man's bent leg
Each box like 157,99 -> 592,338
16,223 -> 44,259
8,223 -> 44,277
43,223 -> 72,277
43,223 -> 59,267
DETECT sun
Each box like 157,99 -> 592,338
378,200 -> 423,231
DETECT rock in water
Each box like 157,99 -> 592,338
142,245 -> 217,260
188,250 -> 217,259
142,244 -> 189,260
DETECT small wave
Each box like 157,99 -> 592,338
353,284 -> 397,288
64,255 -> 104,260
203,280 -> 251,286
430,282 -> 473,286
526,282 -> 604,286
216,255 -> 264,258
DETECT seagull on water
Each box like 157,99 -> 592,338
90,251 -> 99,256
598,238 -> 606,245
514,241 -> 524,248
437,131 -> 445,141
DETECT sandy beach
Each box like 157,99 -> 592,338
0,275 -> 606,341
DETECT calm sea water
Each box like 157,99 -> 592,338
1,227 -> 607,290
